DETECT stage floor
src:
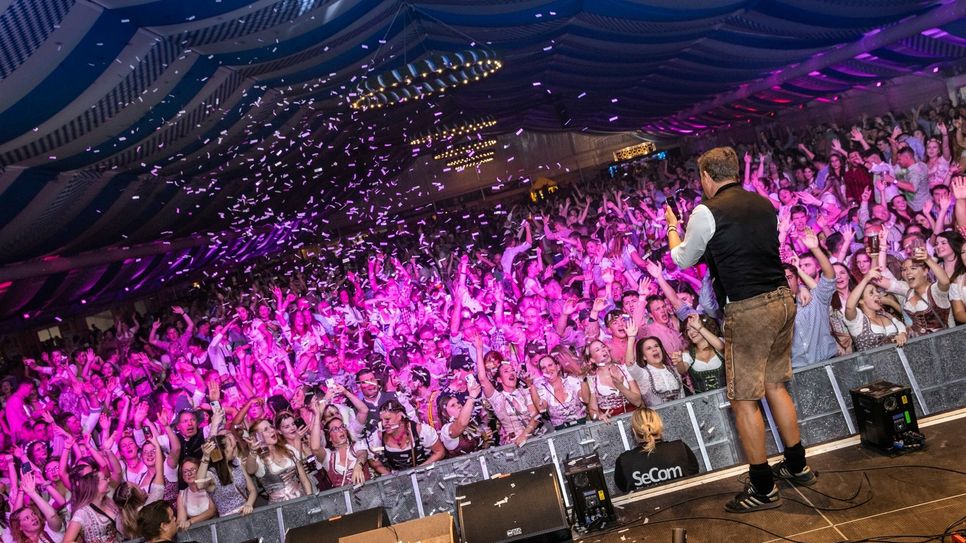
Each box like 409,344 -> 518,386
578,410 -> 966,543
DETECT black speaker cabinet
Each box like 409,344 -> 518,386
456,464 -> 572,543
284,507 -> 390,543
564,453 -> 615,530
850,381 -> 921,452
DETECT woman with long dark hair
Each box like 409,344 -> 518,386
113,431 -> 165,539
830,262 -> 856,355
436,379 -> 493,458
845,269 -> 909,351
670,314 -> 725,395
62,470 -> 119,543
309,399 -> 370,487
934,231 -> 964,278
199,434 -> 255,517
624,324 -> 685,406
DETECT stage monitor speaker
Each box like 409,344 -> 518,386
456,464 -> 571,543
340,512 -> 455,543
850,381 -> 923,453
284,507 -> 389,543
564,453 -> 615,531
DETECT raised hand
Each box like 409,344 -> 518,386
644,260 -> 663,278
840,224 -> 855,243
670,351 -> 684,367
208,380 -> 221,402
802,227 -> 820,250
951,176 -> 966,201
625,318 -> 639,338
201,441 -> 216,458
797,288 -> 813,307
591,297 -> 607,314
172,306 -> 185,315
686,313 -> 702,332
937,121 -> 947,136
861,187 -> 872,203
638,276 -> 654,296
20,471 -> 37,495
850,126 -> 864,142
664,205 -> 679,228
938,192 -> 952,211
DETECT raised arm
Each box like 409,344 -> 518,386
450,256 -> 469,335
952,176 -> 966,230
20,473 -> 65,532
309,400 -> 326,457
687,313 -> 724,352
846,269 -> 881,321
474,336 -> 496,399
915,246 -> 950,292
446,385 -> 481,439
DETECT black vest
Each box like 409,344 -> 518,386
702,183 -> 785,303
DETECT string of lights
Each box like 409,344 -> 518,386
409,117 -> 497,147
433,139 -> 498,160
446,150 -> 495,169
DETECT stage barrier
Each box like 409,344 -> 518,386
175,325 -> 966,543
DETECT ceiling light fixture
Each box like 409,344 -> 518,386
349,48 -> 502,111
409,116 -> 497,147
433,139 -> 497,160
446,150 -> 495,169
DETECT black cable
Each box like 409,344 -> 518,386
580,463 -> 966,542
822,464 -> 966,477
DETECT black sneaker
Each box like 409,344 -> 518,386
772,461 -> 817,487
724,484 -> 782,513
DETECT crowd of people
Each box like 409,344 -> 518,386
2,94 -> 966,541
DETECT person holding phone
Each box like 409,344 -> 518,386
436,378 -> 492,458
667,147 -> 813,513
876,243 -> 952,336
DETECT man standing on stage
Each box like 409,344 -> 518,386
665,147 -> 816,512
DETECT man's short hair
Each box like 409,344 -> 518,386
137,501 -> 173,540
697,147 -> 739,183
897,147 -> 915,160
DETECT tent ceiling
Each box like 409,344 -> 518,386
1,0 -> 965,329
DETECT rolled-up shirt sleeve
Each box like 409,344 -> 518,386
670,204 -> 716,270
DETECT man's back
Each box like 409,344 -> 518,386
702,185 -> 785,303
